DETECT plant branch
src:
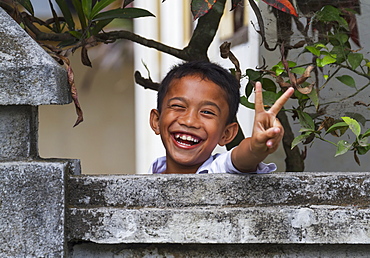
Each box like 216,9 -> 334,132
134,71 -> 160,91
277,111 -> 305,172
338,64 -> 370,80
184,0 -> 227,61
97,30 -> 187,60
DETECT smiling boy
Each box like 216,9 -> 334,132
149,61 -> 294,174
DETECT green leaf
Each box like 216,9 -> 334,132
291,133 -> 312,149
358,137 -> 368,147
72,0 -> 87,29
55,0 -> 75,30
290,67 -> 306,75
91,0 -> 116,19
18,0 -> 34,15
82,0 -> 93,19
362,128 -> 370,138
299,127 -> 315,133
261,78 -> 276,92
316,5 -> 341,21
348,52 -> 363,70
48,0 -> 61,32
275,68 -> 284,76
305,46 -> 320,57
326,122 -> 348,135
308,88 -> 319,110
297,111 -> 315,130
273,61 -> 296,69
336,75 -> 356,88
330,45 -> 349,63
262,91 -> 279,107
344,112 -> 367,126
93,8 -> 155,21
68,30 -> 82,39
240,96 -> 255,109
91,19 -> 114,35
322,56 -> 337,67
335,140 -> 352,157
357,145 -> 370,155
317,55 -> 336,67
246,69 -> 262,81
245,82 -> 254,98
316,5 -> 349,30
315,43 -> 327,49
287,61 -> 297,67
335,33 -> 349,45
320,51 -> 336,59
337,17 -> 349,30
342,117 -> 361,137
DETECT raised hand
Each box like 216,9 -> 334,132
251,81 -> 294,154
232,81 -> 294,172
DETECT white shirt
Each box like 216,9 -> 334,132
148,149 -> 277,174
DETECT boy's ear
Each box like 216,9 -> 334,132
219,122 -> 239,146
150,109 -> 161,135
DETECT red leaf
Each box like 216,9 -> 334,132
191,0 -> 217,20
262,0 -> 298,17
58,56 -> 84,127
81,46 -> 92,67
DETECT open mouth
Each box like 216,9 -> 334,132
173,133 -> 201,147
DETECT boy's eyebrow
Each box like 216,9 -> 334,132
167,97 -> 185,103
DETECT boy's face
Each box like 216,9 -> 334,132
150,75 -> 238,173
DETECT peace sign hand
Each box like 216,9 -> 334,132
251,81 -> 294,154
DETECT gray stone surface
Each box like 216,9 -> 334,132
67,172 -> 370,208
0,7 -> 71,105
0,160 -> 75,257
70,243 -> 370,258
67,205 -> 370,245
66,172 -> 370,246
0,106 -> 38,160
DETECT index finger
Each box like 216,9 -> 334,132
254,81 -> 265,113
269,87 -> 294,115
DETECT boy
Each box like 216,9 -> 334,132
149,61 -> 294,174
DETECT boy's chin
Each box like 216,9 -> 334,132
169,153 -> 210,167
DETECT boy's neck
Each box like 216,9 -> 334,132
164,160 -> 201,174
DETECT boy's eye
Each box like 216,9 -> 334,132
201,110 -> 216,116
170,104 -> 185,109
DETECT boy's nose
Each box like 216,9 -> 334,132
178,110 -> 201,128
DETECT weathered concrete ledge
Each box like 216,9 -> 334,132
0,106 -> 38,160
66,172 -> 370,246
70,243 -> 370,257
0,7 -> 71,105
0,160 -> 78,257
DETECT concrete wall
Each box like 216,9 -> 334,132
66,172 -> 370,257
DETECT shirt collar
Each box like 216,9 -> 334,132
150,155 -> 214,174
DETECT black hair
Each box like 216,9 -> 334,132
157,61 -> 240,124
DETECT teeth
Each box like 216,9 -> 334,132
175,133 -> 200,143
